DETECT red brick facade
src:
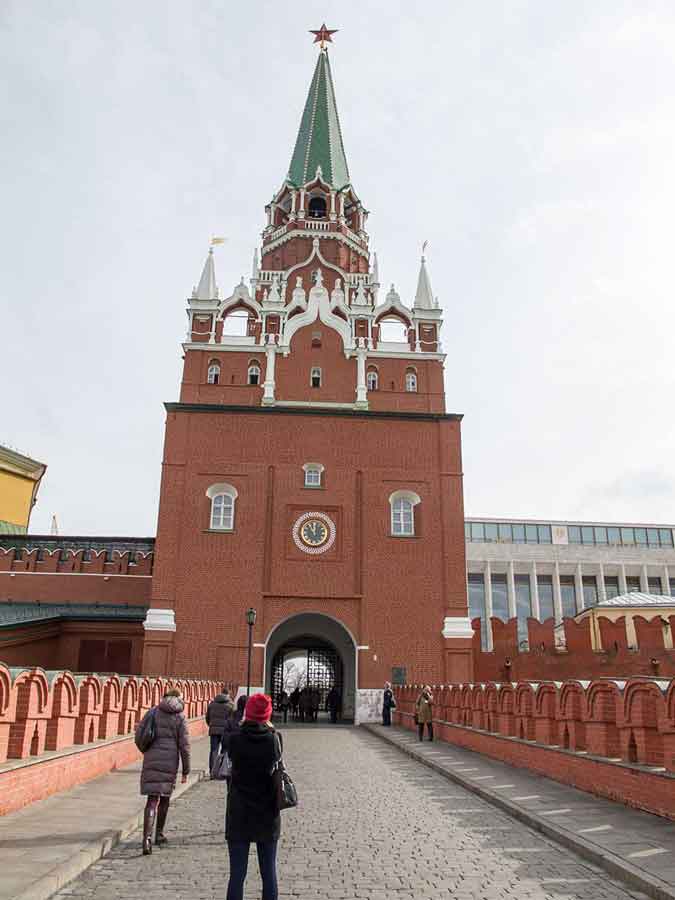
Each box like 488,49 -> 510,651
147,404 -> 468,696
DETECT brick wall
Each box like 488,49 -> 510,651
0,715 -> 210,817
0,663 -> 220,767
474,616 -> 675,681
151,405 -> 466,685
394,678 -> 675,819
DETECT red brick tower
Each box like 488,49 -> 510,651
144,35 -> 471,721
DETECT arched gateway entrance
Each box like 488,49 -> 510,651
264,613 -> 356,722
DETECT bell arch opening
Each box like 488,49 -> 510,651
264,613 -> 356,723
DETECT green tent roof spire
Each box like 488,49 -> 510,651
287,50 -> 350,190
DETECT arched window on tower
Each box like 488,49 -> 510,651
222,310 -> 250,337
248,360 -> 261,385
405,368 -> 418,392
389,490 -> 421,537
207,362 -> 220,385
308,195 -> 327,219
367,368 -> 378,392
311,367 -> 322,388
206,483 -> 238,531
378,317 -> 409,345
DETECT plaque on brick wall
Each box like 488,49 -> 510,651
391,666 -> 406,685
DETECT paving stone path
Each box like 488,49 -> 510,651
53,728 -> 649,900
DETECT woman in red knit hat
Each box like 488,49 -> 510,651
225,693 -> 280,900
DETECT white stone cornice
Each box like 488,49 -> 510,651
442,616 -> 474,639
144,608 -> 176,632
183,342 -> 262,353
365,350 -> 446,362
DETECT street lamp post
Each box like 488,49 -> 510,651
246,608 -> 257,697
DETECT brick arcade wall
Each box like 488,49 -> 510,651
394,678 -> 675,820
0,664 -> 223,815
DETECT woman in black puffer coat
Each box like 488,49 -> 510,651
226,693 -> 280,900
136,688 -> 191,855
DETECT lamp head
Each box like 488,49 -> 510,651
246,607 -> 257,626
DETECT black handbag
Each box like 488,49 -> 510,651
211,751 -> 232,780
272,734 -> 298,811
135,707 -> 157,753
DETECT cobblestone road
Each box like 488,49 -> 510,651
53,728 -> 648,900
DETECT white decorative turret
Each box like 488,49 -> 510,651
192,249 -> 219,301
413,253 -> 437,310
288,275 -> 308,314
352,281 -> 370,307
371,252 -> 379,286
263,273 -> 284,308
331,278 -> 346,308
386,284 -> 401,306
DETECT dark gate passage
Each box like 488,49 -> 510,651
270,634 -> 346,722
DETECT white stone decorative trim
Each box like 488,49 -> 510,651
442,616 -> 474,639
276,400 -> 357,409
292,511 -> 337,555
144,608 -> 176,632
355,689 -> 384,725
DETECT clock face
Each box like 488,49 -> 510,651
292,512 -> 336,555
300,518 -> 329,547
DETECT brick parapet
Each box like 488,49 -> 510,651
0,714 -> 209,817
394,677 -> 675,817
0,663 -> 220,768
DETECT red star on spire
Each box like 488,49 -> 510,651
310,24 -> 338,49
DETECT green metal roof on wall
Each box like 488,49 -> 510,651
287,50 -> 350,190
0,520 -> 25,535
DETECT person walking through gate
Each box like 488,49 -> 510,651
326,685 -> 341,724
299,686 -> 311,722
310,687 -> 320,722
278,689 -> 290,723
415,685 -> 434,742
136,688 -> 191,855
206,688 -> 233,776
382,682 -> 396,726
225,693 -> 281,900
289,687 -> 300,720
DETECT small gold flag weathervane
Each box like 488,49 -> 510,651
210,236 -> 226,246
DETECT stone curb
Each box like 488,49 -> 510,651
363,724 -> 675,900
12,769 -> 209,900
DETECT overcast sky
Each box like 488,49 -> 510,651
2,2 -> 675,535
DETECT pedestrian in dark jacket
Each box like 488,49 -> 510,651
234,694 -> 247,722
206,690 -> 233,775
382,682 -> 395,726
289,687 -> 300,720
222,702 -> 241,752
278,690 -> 290,723
136,689 -> 191,855
226,693 -> 281,900
326,686 -> 341,724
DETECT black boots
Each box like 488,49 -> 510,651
142,799 -> 156,855
155,797 -> 170,846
